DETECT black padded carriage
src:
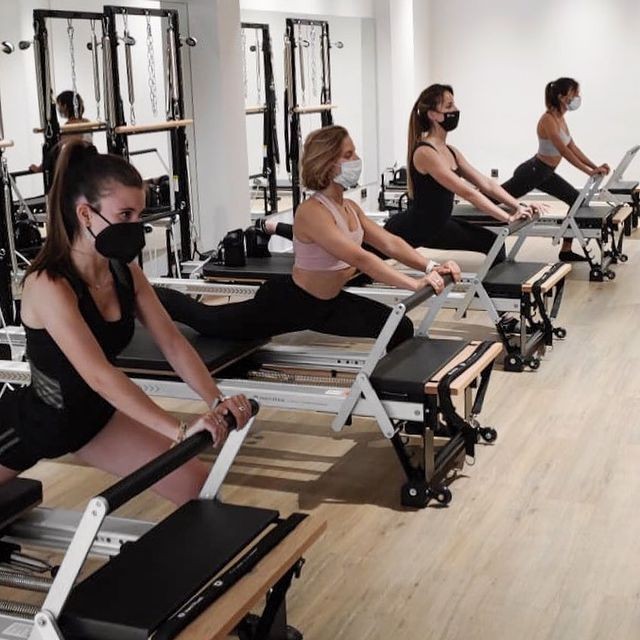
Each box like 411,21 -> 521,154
202,254 -> 294,281
0,478 -> 43,532
482,261 -> 546,298
61,501 -> 279,640
371,338 -> 467,403
116,322 -> 266,375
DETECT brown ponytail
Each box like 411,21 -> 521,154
26,140 -> 143,281
407,83 -> 453,198
545,77 -> 579,110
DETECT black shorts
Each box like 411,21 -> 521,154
0,420 -> 42,472
0,387 -> 115,472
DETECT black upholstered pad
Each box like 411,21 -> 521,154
0,478 -> 43,531
452,207 -> 503,225
62,501 -> 279,640
371,338 -> 467,402
608,181 -> 639,194
202,254 -> 294,281
482,261 -> 548,297
116,322 -> 266,375
574,206 -> 614,228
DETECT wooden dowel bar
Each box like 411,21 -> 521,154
114,119 -> 194,135
292,104 -> 337,114
32,120 -> 106,134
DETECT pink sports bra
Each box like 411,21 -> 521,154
293,193 -> 365,271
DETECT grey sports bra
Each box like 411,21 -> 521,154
538,127 -> 571,157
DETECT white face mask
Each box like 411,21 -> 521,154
567,96 -> 581,111
333,158 -> 362,190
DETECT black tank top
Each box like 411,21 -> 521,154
11,261 -> 135,457
409,141 -> 461,230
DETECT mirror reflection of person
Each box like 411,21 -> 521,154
29,91 -> 93,173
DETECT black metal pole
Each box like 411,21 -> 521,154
169,9 -> 192,261
103,8 -> 128,158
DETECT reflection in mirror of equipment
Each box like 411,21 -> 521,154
0,42 -> 45,331
103,4 -> 197,270
242,22 -> 280,215
28,7 -> 198,277
284,18 -> 342,212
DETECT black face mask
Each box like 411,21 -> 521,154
87,206 -> 146,263
438,110 -> 460,132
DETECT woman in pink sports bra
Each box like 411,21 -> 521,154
155,125 -> 461,351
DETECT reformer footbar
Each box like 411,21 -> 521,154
0,405 -> 324,640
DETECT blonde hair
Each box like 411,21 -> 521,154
301,125 -> 349,191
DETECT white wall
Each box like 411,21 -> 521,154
427,0 -> 640,185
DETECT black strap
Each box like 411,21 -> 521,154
436,341 -> 496,457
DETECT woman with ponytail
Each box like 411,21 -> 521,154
384,84 -> 535,265
500,77 -> 610,261
0,140 -> 252,504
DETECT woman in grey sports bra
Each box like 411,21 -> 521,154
500,77 -> 610,261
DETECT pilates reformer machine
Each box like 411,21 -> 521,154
30,6 -> 197,269
173,211 -> 570,372
284,18 -> 339,212
454,173 -> 630,282
242,23 -> 280,216
378,164 -> 409,213
0,277 -> 502,509
0,403 -> 325,639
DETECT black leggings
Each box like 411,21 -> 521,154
501,156 -> 579,206
155,276 -> 413,351
383,212 -> 506,264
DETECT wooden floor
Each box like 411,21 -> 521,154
19,219 -> 640,639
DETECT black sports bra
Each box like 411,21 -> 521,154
409,141 -> 461,229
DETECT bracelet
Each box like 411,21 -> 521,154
425,260 -> 439,275
174,421 -> 189,446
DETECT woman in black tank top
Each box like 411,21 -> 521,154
0,141 -> 252,505
384,84 -> 538,263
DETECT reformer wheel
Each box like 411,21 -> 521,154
432,486 -> 452,506
504,353 -> 524,372
526,356 -> 541,370
401,482 -> 430,508
479,427 -> 498,443
605,270 -> 616,280
619,254 -> 629,263
590,268 -> 604,282
553,327 -> 567,339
